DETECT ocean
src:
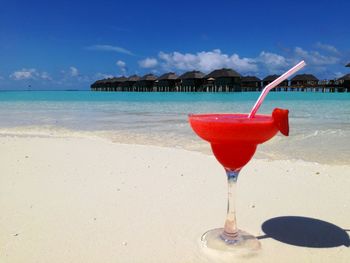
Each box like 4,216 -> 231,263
0,91 -> 349,165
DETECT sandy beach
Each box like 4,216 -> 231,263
2,0 -> 350,260
0,134 -> 349,263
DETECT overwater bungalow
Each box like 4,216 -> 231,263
110,76 -> 128,91
122,75 -> 141,91
204,68 -> 242,92
241,76 -> 261,91
90,66 -> 350,93
338,74 -> 350,92
91,79 -> 106,91
262,75 -> 289,91
156,72 -> 179,92
178,71 -> 205,92
95,78 -> 114,91
290,74 -> 319,91
134,74 -> 157,92
101,79 -> 113,91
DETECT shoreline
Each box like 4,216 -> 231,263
1,135 -> 349,262
1,91 -> 349,166
0,125 -> 349,166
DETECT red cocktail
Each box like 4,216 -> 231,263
189,108 -> 289,252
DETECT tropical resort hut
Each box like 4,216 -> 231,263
336,63 -> 350,92
241,76 -> 261,91
110,76 -> 128,91
156,72 -> 179,92
178,71 -> 205,92
122,75 -> 141,91
96,78 -> 114,91
134,74 -> 158,92
290,74 -> 319,91
101,78 -> 114,91
204,68 -> 242,92
262,75 -> 289,91
91,77 -> 123,92
205,77 -> 215,92
91,79 -> 106,91
338,74 -> 350,92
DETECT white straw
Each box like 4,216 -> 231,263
248,60 -> 306,118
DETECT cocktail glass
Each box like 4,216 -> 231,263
188,109 -> 289,252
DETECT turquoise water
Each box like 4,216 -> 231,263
0,91 -> 349,164
1,90 -> 349,102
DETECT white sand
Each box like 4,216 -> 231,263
0,136 -> 349,263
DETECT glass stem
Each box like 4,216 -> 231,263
223,169 -> 240,238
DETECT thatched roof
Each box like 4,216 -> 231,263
291,74 -> 319,81
110,76 -> 128,83
205,68 -> 241,78
242,76 -> 261,82
139,74 -> 157,81
345,63 -> 350,67
127,75 -> 141,82
263,75 -> 279,82
158,72 -> 178,80
97,78 -> 112,84
178,71 -> 205,80
92,79 -> 105,85
91,79 -> 105,87
338,73 -> 350,81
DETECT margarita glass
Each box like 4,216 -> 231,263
189,108 -> 289,252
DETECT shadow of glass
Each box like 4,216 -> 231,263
258,216 -> 350,248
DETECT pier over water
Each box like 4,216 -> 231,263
91,67 -> 350,93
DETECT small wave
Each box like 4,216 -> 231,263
1,124 -> 349,165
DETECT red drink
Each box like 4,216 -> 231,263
188,108 -> 289,252
189,113 -> 279,171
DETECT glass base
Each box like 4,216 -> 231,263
201,228 -> 261,253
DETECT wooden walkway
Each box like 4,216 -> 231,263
91,85 -> 349,93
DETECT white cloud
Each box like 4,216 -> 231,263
294,47 -> 339,66
61,66 -> 81,78
86,44 -> 134,56
158,51 -> 196,70
10,69 -> 35,80
69,66 -> 79,77
315,42 -> 339,54
229,54 -> 258,73
116,60 -> 127,74
116,60 -> 126,68
10,68 -> 52,80
137,42 -> 344,76
257,51 -> 289,70
59,67 -> 92,83
157,49 -> 258,73
256,47 -> 342,74
139,57 -> 158,68
40,72 -> 52,80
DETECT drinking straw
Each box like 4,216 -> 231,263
248,60 -> 306,118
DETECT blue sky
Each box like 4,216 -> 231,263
1,0 -> 350,90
